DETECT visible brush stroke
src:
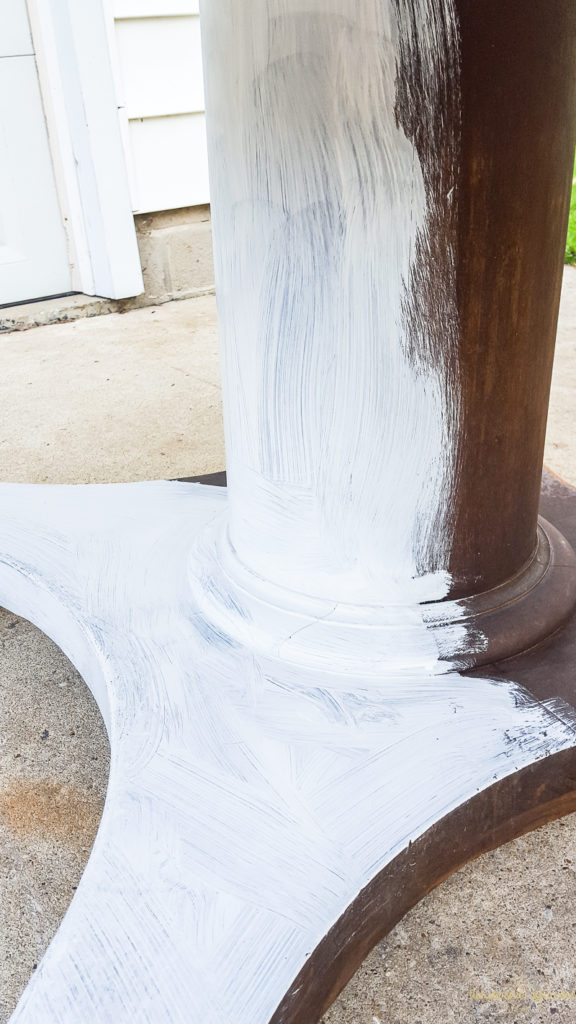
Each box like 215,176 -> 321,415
393,0 -> 462,574
0,481 -> 575,1024
203,0 -> 461,607
2,3 -> 572,1023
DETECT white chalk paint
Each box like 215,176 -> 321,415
202,0 -> 461,607
2,4 -> 573,1023
0,480 -> 575,1024
190,0 -> 466,676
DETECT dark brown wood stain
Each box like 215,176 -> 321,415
450,0 -> 576,596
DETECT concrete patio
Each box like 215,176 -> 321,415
1,268 -> 576,1023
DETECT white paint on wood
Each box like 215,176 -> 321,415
3,4 -> 571,1022
1,480 -> 574,1024
202,0 -> 460,606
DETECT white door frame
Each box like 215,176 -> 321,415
26,0 -> 144,300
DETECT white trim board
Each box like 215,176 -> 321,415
26,0 -> 143,300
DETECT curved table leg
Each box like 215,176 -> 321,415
1,475 -> 575,1024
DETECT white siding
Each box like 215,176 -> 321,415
0,0 -> 34,55
112,2 -> 208,213
114,0 -> 199,16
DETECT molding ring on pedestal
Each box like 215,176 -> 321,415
184,474 -> 576,675
429,517 -> 576,668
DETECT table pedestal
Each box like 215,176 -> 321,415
3,1 -> 576,1022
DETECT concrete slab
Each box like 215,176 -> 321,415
0,269 -> 575,1023
0,295 -> 224,484
0,610 -> 109,1024
0,208 -> 215,334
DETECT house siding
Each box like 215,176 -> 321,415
112,0 -> 209,213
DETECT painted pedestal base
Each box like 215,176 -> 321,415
1,472 -> 576,1024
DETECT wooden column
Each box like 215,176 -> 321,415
450,0 -> 576,597
201,0 -> 576,663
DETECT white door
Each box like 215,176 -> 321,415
0,0 -> 72,306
